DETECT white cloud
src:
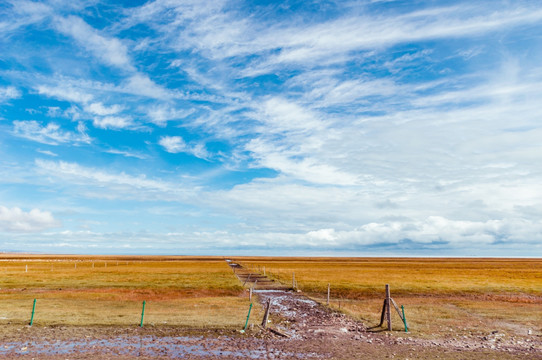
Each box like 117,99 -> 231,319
37,149 -> 58,157
0,86 -> 21,102
46,106 -> 62,117
159,136 -> 187,153
12,120 -> 91,145
0,205 -> 60,233
34,159 -> 195,202
262,5 -> 542,69
37,84 -> 93,104
54,15 -> 133,70
2,1 -> 542,255
256,97 -> 326,132
245,139 -> 359,185
92,116 -> 133,130
159,136 -> 210,160
145,104 -> 195,126
122,74 -> 173,100
85,102 -> 123,116
307,216 -> 542,247
105,149 -> 148,159
3,215 -> 541,254
242,97 -> 360,185
137,2 -> 542,75
0,1 -> 52,37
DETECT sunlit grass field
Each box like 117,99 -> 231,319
2,255 -> 540,341
0,255 -> 260,330
238,257 -> 542,339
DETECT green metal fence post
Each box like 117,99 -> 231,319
29,299 -> 36,326
140,300 -> 146,327
401,305 -> 408,332
241,303 -> 253,333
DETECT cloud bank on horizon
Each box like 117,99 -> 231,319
1,0 -> 541,256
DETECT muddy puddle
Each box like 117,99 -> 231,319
0,335 -> 321,358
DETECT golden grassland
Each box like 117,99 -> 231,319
236,257 -> 542,338
0,255 -> 261,330
1,254 -> 540,342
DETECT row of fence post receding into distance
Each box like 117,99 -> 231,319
235,261 -> 408,333
17,261 -> 134,272
11,260 -> 408,332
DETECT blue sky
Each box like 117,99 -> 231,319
1,0 -> 541,256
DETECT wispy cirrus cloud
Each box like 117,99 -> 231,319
12,120 -> 91,145
2,1 -> 542,255
128,2 -> 542,74
85,102 -> 124,116
34,159 -> 196,202
0,1 -> 52,37
54,15 -> 133,71
159,136 -> 210,160
92,116 -> 133,130
145,104 -> 195,126
37,84 -> 93,104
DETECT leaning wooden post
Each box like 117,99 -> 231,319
390,298 -> 404,322
327,283 -> 330,305
261,299 -> 271,328
243,273 -> 252,287
385,284 -> 392,331
249,287 -> 253,302
378,299 -> 387,327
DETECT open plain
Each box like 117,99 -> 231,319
0,255 -> 540,359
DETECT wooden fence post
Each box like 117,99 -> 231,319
261,299 -> 272,328
327,283 -> 330,305
385,284 -> 392,331
243,273 -> 252,287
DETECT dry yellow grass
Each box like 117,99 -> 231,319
2,255 -> 540,340
236,257 -> 542,339
0,255 -> 260,329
